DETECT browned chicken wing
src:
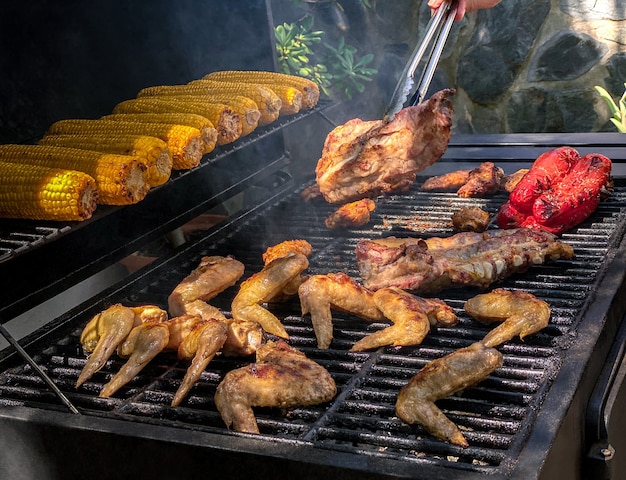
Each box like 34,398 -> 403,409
298,272 -> 384,349
214,340 -> 337,434
76,304 -> 167,388
464,288 -> 550,347
457,161 -> 504,198
168,255 -> 245,317
421,170 -> 470,192
395,342 -> 503,447
351,287 -> 458,352
232,253 -> 310,339
325,198 -> 376,230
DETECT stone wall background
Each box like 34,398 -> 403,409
271,0 -> 626,136
434,0 -> 626,133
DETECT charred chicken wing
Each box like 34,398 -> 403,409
325,198 -> 376,230
214,340 -> 337,434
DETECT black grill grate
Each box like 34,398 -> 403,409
1,178 -> 626,477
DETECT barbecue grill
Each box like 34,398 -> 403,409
2,2 -> 626,479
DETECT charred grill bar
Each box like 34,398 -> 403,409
2,1 -> 626,479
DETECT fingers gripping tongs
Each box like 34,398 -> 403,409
383,0 -> 458,122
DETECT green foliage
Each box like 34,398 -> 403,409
274,13 -> 377,100
595,83 -> 626,133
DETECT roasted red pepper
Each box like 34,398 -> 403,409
496,147 -> 612,235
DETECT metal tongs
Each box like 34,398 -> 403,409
383,0 -> 458,122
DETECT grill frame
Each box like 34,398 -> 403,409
2,173 -> 626,480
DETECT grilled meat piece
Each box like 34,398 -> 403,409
396,341 -> 503,447
451,207 -> 490,232
262,239 -> 312,265
465,288 -> 550,347
457,161 -> 504,198
355,228 -> 575,293
351,287 -> 458,352
421,169 -> 470,192
325,198 -> 376,230
299,272 -> 384,349
214,340 -> 337,434
500,169 -> 529,193
168,255 -> 245,317
232,253 -> 310,339
315,89 -> 454,204
497,147 -> 613,234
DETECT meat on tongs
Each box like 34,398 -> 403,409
314,89 -> 454,205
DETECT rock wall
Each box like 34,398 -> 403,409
433,0 -> 626,133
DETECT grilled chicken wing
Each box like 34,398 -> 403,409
263,239 -> 313,301
464,288 -> 550,347
456,161 -> 504,198
76,304 -> 167,388
421,169 -> 470,192
351,287 -> 458,352
451,207 -> 490,233
325,198 -> 376,230
214,340 -> 337,434
395,342 -> 503,447
232,253 -> 310,339
168,255 -> 245,317
298,272 -> 384,349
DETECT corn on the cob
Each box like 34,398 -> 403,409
203,70 -> 320,109
0,144 -> 148,205
189,79 -> 301,116
101,113 -> 218,155
112,98 -> 241,146
46,119 -> 203,170
39,134 -> 172,186
138,82 -> 281,126
0,161 -> 98,221
150,95 -> 260,136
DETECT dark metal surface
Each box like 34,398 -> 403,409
1,175 -> 626,479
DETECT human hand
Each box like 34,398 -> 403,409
427,0 -> 502,21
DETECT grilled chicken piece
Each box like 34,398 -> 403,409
315,89 -> 454,204
172,318 -> 228,406
351,287 -> 458,352
500,169 -> 529,193
214,340 -> 337,434
457,162 -> 504,198
168,255 -> 245,317
232,253 -> 310,338
325,198 -> 376,230
356,228 -> 575,294
262,239 -> 312,265
421,169 -> 470,192
298,272 -> 384,349
451,206 -> 490,232
464,288 -> 550,347
99,320 -> 171,398
76,304 -> 168,388
395,342 -> 503,447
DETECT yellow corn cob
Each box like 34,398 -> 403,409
112,98 -> 241,146
101,113 -> 218,155
138,82 -> 281,126
0,144 -> 148,205
154,95 -> 260,136
46,118 -> 203,170
0,161 -> 98,221
203,70 -> 320,109
189,79 -> 301,116
39,134 -> 172,186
